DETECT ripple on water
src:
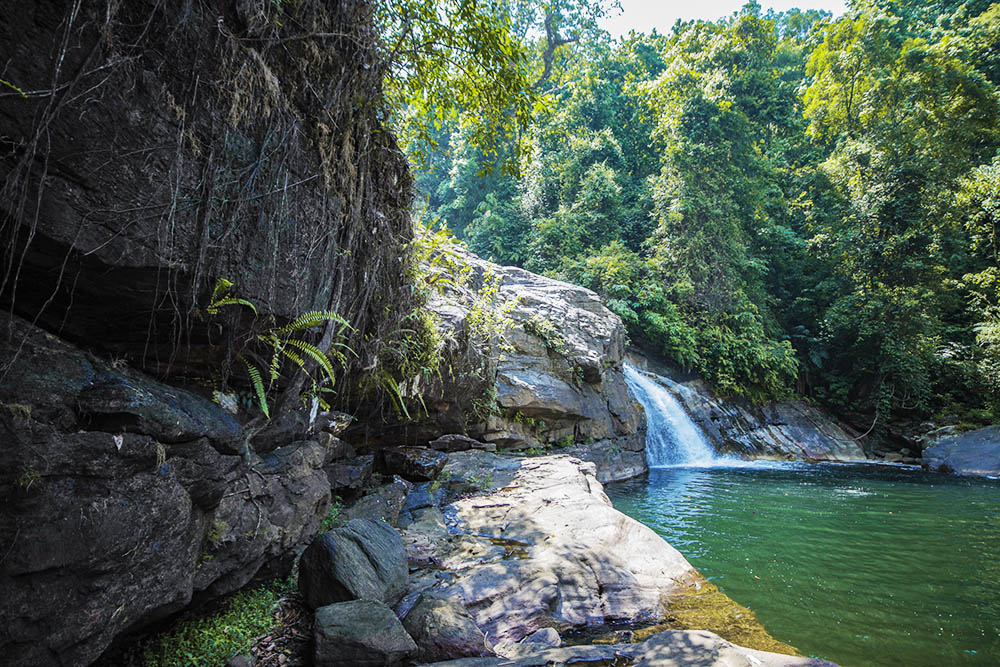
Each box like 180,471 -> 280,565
607,464 -> 1000,667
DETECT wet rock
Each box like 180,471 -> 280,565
379,446 -> 449,482
923,426 -> 1000,476
326,455 -> 374,498
630,356 -> 865,463
298,519 -> 408,610
314,600 -> 417,667
402,592 -> 493,662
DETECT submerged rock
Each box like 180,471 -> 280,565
298,519 -> 408,610
922,426 -> 1000,476
314,599 -> 417,667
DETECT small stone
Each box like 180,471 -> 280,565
522,628 -> 561,648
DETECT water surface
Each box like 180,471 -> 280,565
607,463 -> 1000,667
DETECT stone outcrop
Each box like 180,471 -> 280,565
0,314 -> 332,667
354,250 -> 648,482
378,446 -> 449,482
922,426 -> 1000,476
1,0 -> 413,381
313,600 -> 417,667
426,629 -> 837,667
297,519 -> 408,610
399,452 -> 698,644
629,355 -> 865,462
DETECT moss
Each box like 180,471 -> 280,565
570,578 -> 798,656
142,579 -> 293,667
207,519 -> 228,545
640,578 -> 799,656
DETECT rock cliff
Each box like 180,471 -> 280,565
349,250 -> 648,482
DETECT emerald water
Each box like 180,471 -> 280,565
607,463 -> 1000,667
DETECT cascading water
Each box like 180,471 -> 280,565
624,363 -> 719,467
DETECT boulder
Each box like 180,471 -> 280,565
0,315 -> 332,667
340,476 -> 412,526
349,251 -> 648,483
425,629 -> 837,667
402,592 -> 494,662
379,446 -> 449,482
922,426 -> 1000,476
314,600 -> 417,667
400,454 -> 698,644
298,519 -> 408,610
326,455 -> 374,498
522,628 -> 561,648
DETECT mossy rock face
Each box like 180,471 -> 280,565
648,578 -> 799,656
566,576 -> 798,657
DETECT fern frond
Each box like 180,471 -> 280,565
283,339 -> 337,386
207,297 -> 258,316
275,311 -> 352,335
381,372 -> 410,420
239,355 -> 269,420
210,278 -> 233,303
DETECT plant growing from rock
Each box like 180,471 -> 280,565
206,279 -> 353,420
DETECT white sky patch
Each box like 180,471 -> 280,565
599,0 -> 848,38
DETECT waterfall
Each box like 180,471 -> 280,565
624,363 -> 719,467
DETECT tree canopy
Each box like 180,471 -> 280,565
401,0 -> 1000,437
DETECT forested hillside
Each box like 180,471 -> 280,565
409,0 -> 1000,437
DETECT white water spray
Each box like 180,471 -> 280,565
624,363 -> 719,467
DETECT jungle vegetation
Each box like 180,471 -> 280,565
395,0 -> 1000,435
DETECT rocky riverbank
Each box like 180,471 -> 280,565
277,447 -> 838,666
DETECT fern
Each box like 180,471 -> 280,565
283,339 -> 337,386
239,355 -> 269,420
380,372 -> 411,420
275,310 -> 352,335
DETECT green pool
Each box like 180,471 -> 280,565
606,463 -> 1000,667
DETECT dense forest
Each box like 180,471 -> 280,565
402,0 -> 1000,439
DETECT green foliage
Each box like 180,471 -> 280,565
207,279 -> 353,420
408,0 -> 1000,428
142,579 -> 292,667
319,498 -> 344,532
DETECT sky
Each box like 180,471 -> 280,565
598,1 -> 847,38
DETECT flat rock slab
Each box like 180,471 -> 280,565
314,599 -> 417,667
425,629 -> 838,666
298,519 -> 407,609
402,454 -> 698,644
